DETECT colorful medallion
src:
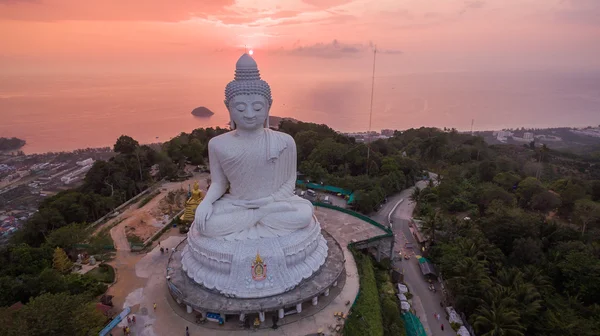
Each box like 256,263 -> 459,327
251,251 -> 267,281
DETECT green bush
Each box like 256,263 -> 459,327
381,297 -> 405,336
343,251 -> 384,336
86,264 -> 115,283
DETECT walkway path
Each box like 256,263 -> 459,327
104,206 -> 388,336
373,174 -> 455,336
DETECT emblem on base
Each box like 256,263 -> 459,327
251,252 -> 267,281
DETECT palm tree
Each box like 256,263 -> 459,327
473,299 -> 524,336
409,187 -> 421,204
449,257 -> 493,314
421,212 -> 439,244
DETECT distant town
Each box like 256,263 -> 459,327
343,126 -> 600,153
0,148 -> 115,244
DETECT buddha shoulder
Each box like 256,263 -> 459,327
271,130 -> 296,147
207,132 -> 233,150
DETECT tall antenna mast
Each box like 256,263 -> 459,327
470,119 -> 474,135
366,46 -> 377,175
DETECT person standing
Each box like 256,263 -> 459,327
186,326 -> 190,336
153,302 -> 157,310
132,315 -> 136,324
441,324 -> 444,331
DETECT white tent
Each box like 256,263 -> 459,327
445,306 -> 463,325
397,293 -> 408,302
397,283 -> 409,293
400,301 -> 411,311
457,326 -> 470,336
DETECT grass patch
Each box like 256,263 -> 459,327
86,263 -> 115,283
343,250 -> 384,336
126,233 -> 144,245
344,250 -> 406,336
138,190 -> 160,208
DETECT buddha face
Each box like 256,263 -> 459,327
228,94 -> 269,131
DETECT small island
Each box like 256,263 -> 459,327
191,106 -> 215,117
0,137 -> 26,151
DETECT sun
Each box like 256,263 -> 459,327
249,49 -> 254,55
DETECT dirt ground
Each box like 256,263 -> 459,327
96,172 -> 209,248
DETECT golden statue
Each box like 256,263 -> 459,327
180,181 -> 204,223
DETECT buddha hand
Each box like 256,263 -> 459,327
232,196 -> 275,209
193,202 -> 213,232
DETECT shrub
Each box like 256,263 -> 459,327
343,251 -> 384,336
87,264 -> 115,283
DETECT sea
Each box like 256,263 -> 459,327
1,71 -> 599,154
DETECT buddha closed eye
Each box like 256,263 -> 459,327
253,102 -> 263,111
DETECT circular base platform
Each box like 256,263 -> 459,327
166,230 -> 345,316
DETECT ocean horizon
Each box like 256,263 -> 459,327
1,70 -> 599,154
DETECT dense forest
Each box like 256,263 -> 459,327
403,130 -> 600,335
0,137 -> 26,151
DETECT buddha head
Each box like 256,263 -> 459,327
224,53 -> 273,130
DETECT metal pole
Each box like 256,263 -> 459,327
366,47 -> 377,175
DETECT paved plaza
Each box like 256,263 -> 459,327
105,207 -> 388,336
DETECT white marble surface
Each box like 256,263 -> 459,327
182,53 -> 327,298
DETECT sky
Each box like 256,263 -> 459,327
1,0 -> 600,75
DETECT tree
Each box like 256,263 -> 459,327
516,177 -> 545,208
46,223 -> 87,252
475,183 -> 515,215
113,135 -> 139,155
421,212 -> 439,244
493,172 -> 521,191
52,247 -> 73,274
473,299 -> 524,336
530,190 -> 561,213
591,180 -> 600,201
573,199 -> 600,235
409,187 -> 421,204
17,293 -> 105,336
510,238 -> 545,266
294,130 -> 320,162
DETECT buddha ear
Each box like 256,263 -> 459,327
230,120 -> 236,130
264,105 -> 270,128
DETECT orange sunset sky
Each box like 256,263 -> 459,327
1,0 -> 600,76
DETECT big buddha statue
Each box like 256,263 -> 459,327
181,54 -> 327,298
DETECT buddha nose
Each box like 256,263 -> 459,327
244,107 -> 256,118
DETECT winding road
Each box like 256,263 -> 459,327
372,173 -> 456,336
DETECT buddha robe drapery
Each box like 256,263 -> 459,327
198,129 -> 314,241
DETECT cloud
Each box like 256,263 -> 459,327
460,0 -> 485,14
553,0 -> 600,25
301,0 -> 355,10
274,40 -> 401,58
0,0 -> 235,21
